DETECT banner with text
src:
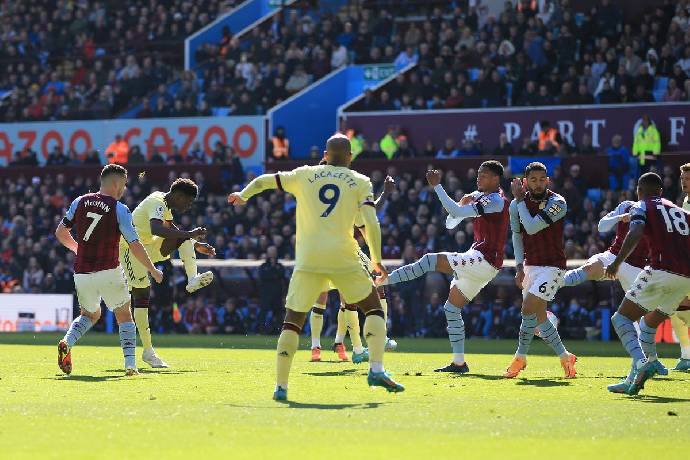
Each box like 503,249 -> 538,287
341,103 -> 690,153
0,116 -> 265,169
0,294 -> 73,332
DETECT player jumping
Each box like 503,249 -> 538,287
505,162 -> 577,379
378,161 -> 509,374
605,172 -> 690,395
55,165 -> 163,375
120,179 -> 216,368
228,134 -> 403,401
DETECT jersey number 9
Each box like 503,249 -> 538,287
319,184 -> 340,217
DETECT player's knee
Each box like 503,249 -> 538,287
82,308 -> 101,323
364,309 -> 385,319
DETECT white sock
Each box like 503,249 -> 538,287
370,361 -> 384,373
311,338 -> 321,349
353,346 -> 365,354
682,346 -> 690,360
275,384 -> 287,391
335,334 -> 345,343
453,353 -> 465,365
178,239 -> 198,281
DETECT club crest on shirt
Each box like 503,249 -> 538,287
539,201 -> 546,209
547,203 -> 562,216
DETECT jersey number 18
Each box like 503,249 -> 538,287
657,205 -> 689,235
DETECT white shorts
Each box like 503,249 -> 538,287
447,249 -> 498,301
74,266 -> 130,313
587,250 -> 642,292
522,265 -> 564,302
626,267 -> 690,316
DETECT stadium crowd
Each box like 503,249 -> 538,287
2,136 -> 686,339
5,0 -> 689,122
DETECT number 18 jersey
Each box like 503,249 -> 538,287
276,164 -> 374,273
630,196 -> 690,276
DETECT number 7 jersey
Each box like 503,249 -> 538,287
630,196 -> 690,276
275,164 -> 374,273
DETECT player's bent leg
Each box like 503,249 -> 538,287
59,307 -> 101,375
563,260 -> 604,287
113,303 -> 138,375
435,287 -> 470,374
275,309 -> 307,401
380,253 -> 444,286
178,239 -> 214,293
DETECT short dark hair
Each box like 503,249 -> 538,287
525,161 -> 547,176
479,160 -> 504,177
170,178 -> 198,198
100,164 -> 127,182
680,163 -> 690,173
638,172 -> 663,190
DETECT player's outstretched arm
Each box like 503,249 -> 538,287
150,220 -> 206,240
128,241 -> 164,283
229,174 -> 281,205
360,203 -> 385,282
605,216 -> 645,279
374,175 -> 395,211
597,201 -> 631,233
516,196 -> 567,235
55,223 -> 78,254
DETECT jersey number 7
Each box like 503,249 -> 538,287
319,184 -> 340,217
83,212 -> 103,241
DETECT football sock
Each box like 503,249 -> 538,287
134,306 -> 153,350
119,321 -> 137,369
310,308 -> 324,349
345,309 -> 364,354
563,267 -> 588,286
537,318 -> 567,358
335,307 -> 347,343
64,315 -> 94,348
381,253 -> 437,286
612,312 -> 646,366
516,313 -> 537,357
276,328 -> 299,389
624,363 -> 636,384
638,318 -> 658,360
364,311 -> 386,373
443,301 -> 465,364
178,239 -> 198,281
380,297 -> 388,323
670,314 -> 690,358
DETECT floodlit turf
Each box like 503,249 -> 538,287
1,334 -> 688,460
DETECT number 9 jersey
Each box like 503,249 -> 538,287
273,164 -> 375,273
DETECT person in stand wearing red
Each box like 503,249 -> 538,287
605,172 -> 690,395
504,162 -> 578,379
378,161 -> 510,374
54,164 -> 163,376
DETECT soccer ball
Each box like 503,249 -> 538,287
534,311 -> 559,337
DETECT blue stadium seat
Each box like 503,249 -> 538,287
587,188 -> 602,204
469,68 -> 481,81
654,77 -> 668,91
653,89 -> 665,102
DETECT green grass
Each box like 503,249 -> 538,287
1,334 -> 689,460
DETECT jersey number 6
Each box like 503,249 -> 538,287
319,184 -> 340,217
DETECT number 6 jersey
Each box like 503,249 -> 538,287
244,164 -> 375,274
63,193 -> 139,274
630,196 -> 690,276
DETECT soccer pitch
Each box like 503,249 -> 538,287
1,334 -> 688,460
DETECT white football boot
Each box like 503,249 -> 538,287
186,271 -> 214,293
142,348 -> 169,368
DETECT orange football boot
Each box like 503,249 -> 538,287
503,356 -> 527,378
333,343 -> 349,361
311,347 -> 322,362
58,339 -> 72,375
561,353 -> 578,378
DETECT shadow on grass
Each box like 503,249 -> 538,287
458,373 -> 505,381
104,369 -> 198,375
226,401 -> 388,410
42,374 -> 128,382
515,378 -> 571,387
302,369 -> 360,377
629,394 -> 690,404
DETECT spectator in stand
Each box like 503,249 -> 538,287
457,139 -> 481,156
663,79 -> 682,101
537,121 -> 562,155
128,146 -> 146,164
436,138 -> 459,159
606,134 -> 632,189
257,246 -> 286,332
46,147 -> 70,166
632,115 -> 661,172
269,126 -> 290,161
105,134 -> 129,164
577,133 -> 598,155
493,133 -> 515,156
